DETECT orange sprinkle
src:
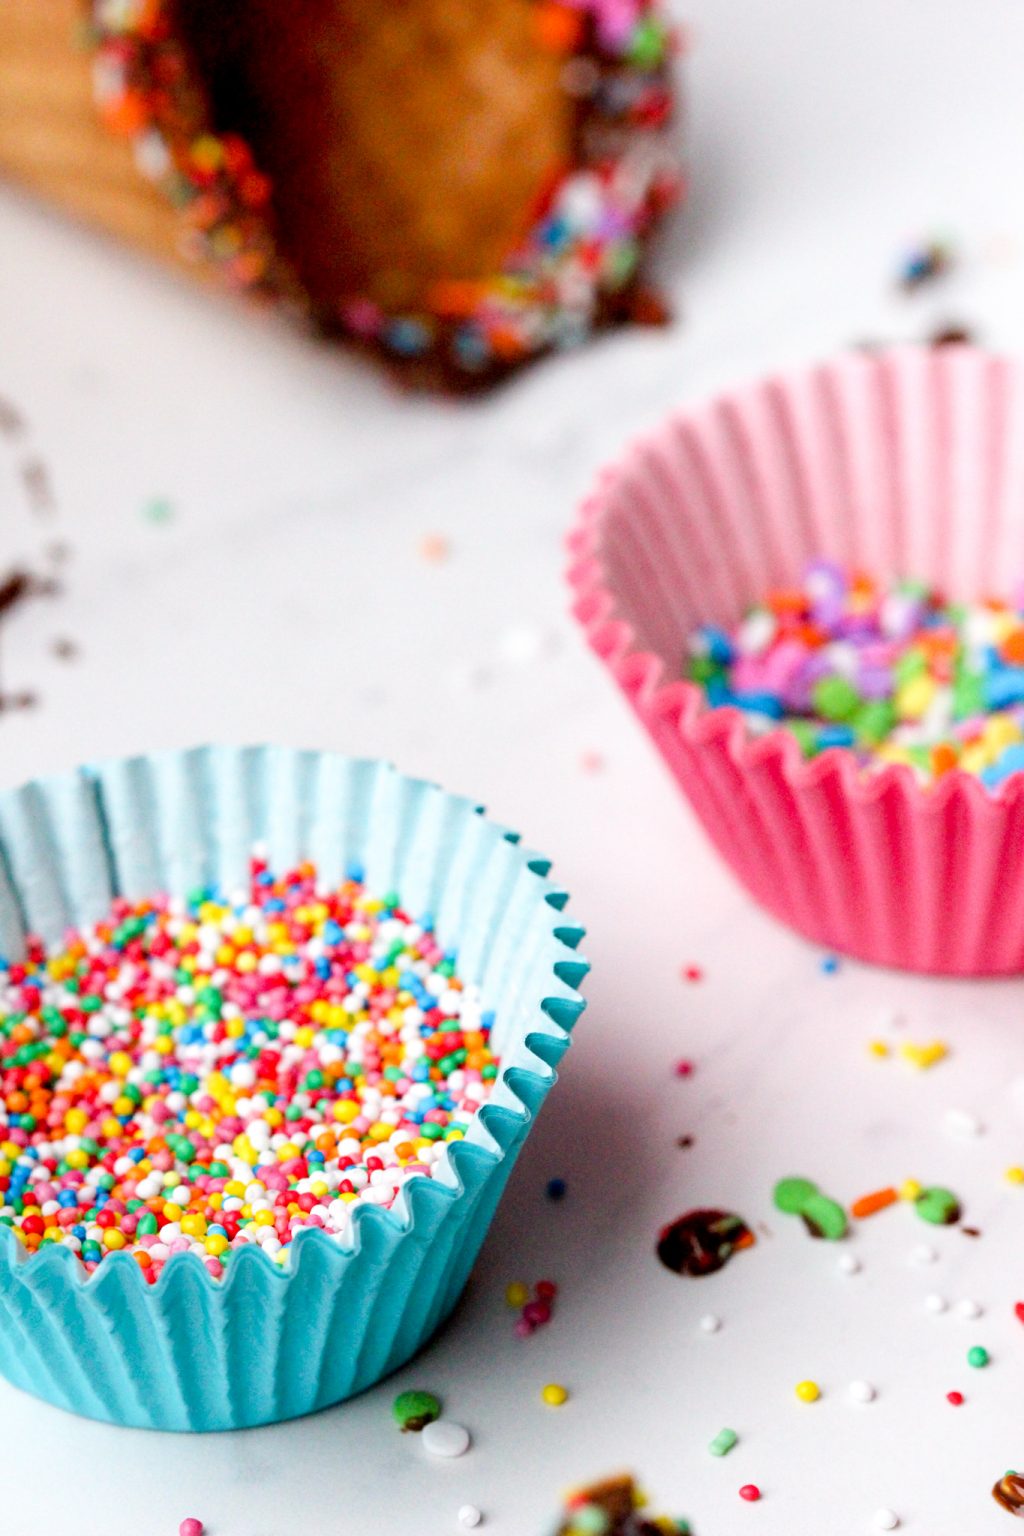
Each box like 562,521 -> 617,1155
931,743 -> 959,777
851,1187 -> 899,1219
766,589 -> 811,616
100,90 -> 150,138
1004,629 -> 1024,665
532,3 -> 585,51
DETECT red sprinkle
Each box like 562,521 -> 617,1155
682,965 -> 703,982
947,1391 -> 964,1406
1014,1302 -> 1024,1324
739,1485 -> 761,1502
674,1059 -> 695,1078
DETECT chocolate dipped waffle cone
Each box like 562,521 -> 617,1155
0,0 -> 682,385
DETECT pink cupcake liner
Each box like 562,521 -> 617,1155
567,344 -> 1024,975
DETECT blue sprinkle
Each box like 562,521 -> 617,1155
546,1178 -> 567,1201
820,953 -> 840,974
816,725 -> 856,750
732,691 -> 785,720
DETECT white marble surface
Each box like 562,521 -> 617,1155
4,1 -> 1024,1532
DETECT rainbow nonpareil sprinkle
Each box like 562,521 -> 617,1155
0,856 -> 499,1279
686,562 -> 1024,786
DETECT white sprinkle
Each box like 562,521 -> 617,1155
498,625 -> 560,665
911,1244 -> 939,1266
945,1108 -> 984,1139
873,1510 -> 899,1531
837,1253 -> 862,1276
422,1420 -> 471,1458
458,1506 -> 483,1529
956,1298 -> 983,1320
849,1380 -> 876,1403
924,1293 -> 948,1314
699,1314 -> 722,1334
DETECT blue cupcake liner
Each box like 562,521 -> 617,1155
0,746 -> 588,1431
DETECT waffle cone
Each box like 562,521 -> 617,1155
0,0 -> 572,315
0,0 -> 191,275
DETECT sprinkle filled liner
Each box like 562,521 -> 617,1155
686,562 -> 1024,787
0,856 -> 499,1281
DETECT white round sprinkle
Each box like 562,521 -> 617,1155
458,1506 -> 483,1529
873,1510 -> 899,1531
849,1380 -> 876,1403
945,1108 -> 984,1138
700,1314 -> 722,1334
924,1293 -> 948,1314
956,1298 -> 983,1320
422,1420 -> 471,1458
837,1253 -> 862,1276
911,1243 -> 939,1266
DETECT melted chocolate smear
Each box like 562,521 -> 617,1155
556,1476 -> 667,1536
657,1208 -> 754,1277
993,1473 -> 1024,1516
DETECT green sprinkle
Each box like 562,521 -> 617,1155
392,1389 -> 442,1432
801,1192 -> 848,1241
915,1186 -> 961,1226
773,1177 -> 818,1215
708,1427 -> 738,1457
143,495 -> 175,525
967,1346 -> 990,1369
811,674 -> 861,722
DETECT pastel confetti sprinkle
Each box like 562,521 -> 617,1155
685,563 -> 1024,787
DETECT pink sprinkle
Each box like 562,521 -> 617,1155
579,750 -> 605,773
674,1059 -> 695,1078
681,965 -> 703,982
179,1521 -> 204,1536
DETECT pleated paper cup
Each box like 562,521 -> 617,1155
0,745 -> 588,1430
568,344 -> 1024,975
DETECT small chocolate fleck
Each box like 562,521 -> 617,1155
676,1134 -> 695,1149
962,1226 -> 982,1238
930,324 -> 977,347
21,458 -> 54,514
0,396 -> 25,436
52,638 -> 78,661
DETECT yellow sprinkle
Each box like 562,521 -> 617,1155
505,1281 -> 529,1308
868,1040 -> 890,1059
795,1380 -> 821,1403
542,1383 -> 569,1407
1006,1166 -> 1024,1185
896,674 -> 937,720
899,1179 -> 923,1202
899,1040 -> 949,1070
